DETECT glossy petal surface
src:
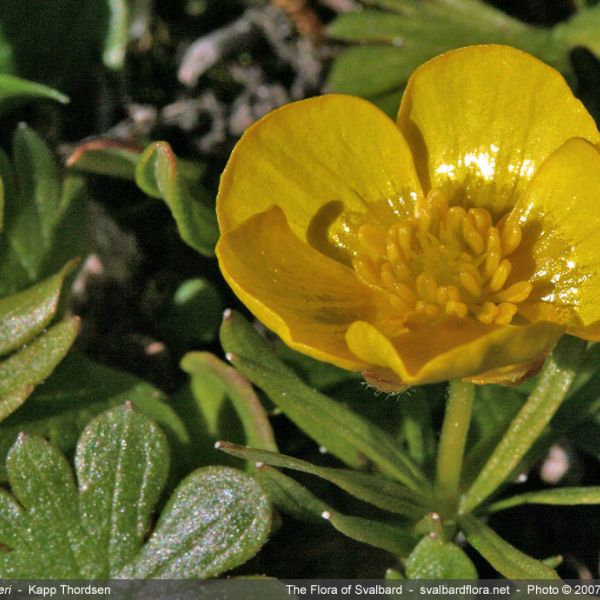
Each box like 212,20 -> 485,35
346,320 -> 563,385
512,138 -> 600,339
218,95 -> 421,262
217,206 -> 401,370
397,46 -> 600,218
217,45 -> 600,386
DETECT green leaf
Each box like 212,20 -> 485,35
273,340 -> 358,390
462,385 -> 524,486
328,46 -> 415,98
327,0 -> 571,102
256,465 -> 417,557
460,514 -> 560,579
0,262 -> 74,356
220,311 -> 428,494
102,0 -> 129,70
0,126 -> 89,295
135,142 -> 218,256
0,73 -> 68,116
218,441 -> 426,520
554,4 -> 600,61
13,123 -> 61,242
66,139 -> 142,180
119,466 -> 271,578
325,512 -> 416,558
256,464 -> 329,523
3,433 -> 98,578
0,317 -> 79,422
0,352 -> 187,480
461,336 -> 586,513
0,1 -> 117,89
405,536 -> 478,579
0,406 -> 267,579
76,405 -> 170,575
182,352 -> 277,452
488,487 -> 600,513
163,278 -> 223,346
1,406 -> 166,578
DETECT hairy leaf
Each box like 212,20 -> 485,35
119,466 -> 271,578
405,536 -> 478,579
460,514 -> 559,579
220,311 -> 428,494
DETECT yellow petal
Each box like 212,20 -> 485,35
512,138 -> 600,340
218,94 -> 422,262
397,45 -> 600,218
346,320 -> 563,385
217,205 -> 402,370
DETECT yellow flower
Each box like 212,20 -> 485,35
216,45 -> 600,387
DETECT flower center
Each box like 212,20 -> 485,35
353,191 -> 532,328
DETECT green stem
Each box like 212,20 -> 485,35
435,380 -> 475,514
461,335 -> 587,514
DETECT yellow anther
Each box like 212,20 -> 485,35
430,190 -> 449,215
394,282 -> 417,305
486,227 -> 502,256
463,214 -> 485,255
357,224 -> 386,257
424,303 -> 440,320
436,286 -> 448,305
468,208 -> 492,238
495,302 -> 518,325
489,258 -> 512,292
386,240 -> 402,263
500,218 -> 522,256
380,266 -> 397,292
475,301 -> 500,325
353,194 -> 532,329
445,300 -> 468,319
353,256 -> 381,287
484,251 -> 501,281
447,285 -> 461,301
443,206 -> 467,243
459,269 -> 482,298
393,262 -> 412,282
416,273 -> 438,303
396,223 -> 415,259
496,281 -> 532,303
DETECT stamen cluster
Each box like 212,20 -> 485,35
353,192 -> 532,328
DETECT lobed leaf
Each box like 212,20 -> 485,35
462,336 -> 586,513
4,433 -> 98,578
256,465 -> 417,557
0,317 -> 79,422
460,514 -> 560,579
182,352 -> 277,453
0,406 -> 268,579
0,261 -> 75,356
327,0 -> 572,114
220,311 -> 429,494
76,405 -> 170,575
0,353 -> 188,480
119,466 -> 271,578
488,487 -> 600,513
218,441 -> 426,520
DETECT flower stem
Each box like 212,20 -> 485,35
435,380 -> 475,514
